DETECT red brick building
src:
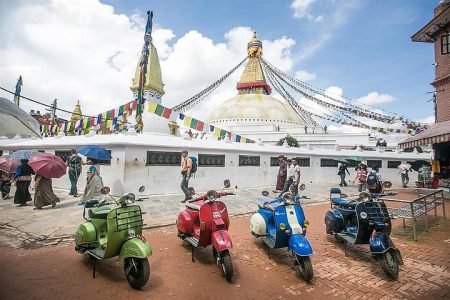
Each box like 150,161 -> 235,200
400,0 -> 450,184
411,1 -> 450,122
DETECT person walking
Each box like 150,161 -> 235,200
275,155 -> 287,192
353,163 -> 368,192
12,159 -> 35,207
33,174 -> 60,209
66,149 -> 84,197
367,165 -> 382,193
398,163 -> 411,188
180,150 -> 192,203
0,171 -> 12,199
279,159 -> 293,196
337,163 -> 350,187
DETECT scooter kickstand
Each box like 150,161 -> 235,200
92,259 -> 96,278
344,241 -> 348,257
191,247 -> 196,263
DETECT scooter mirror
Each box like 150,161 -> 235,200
299,184 -> 306,191
224,179 -> 230,188
262,191 -> 270,197
101,186 -> 110,195
138,186 -> 145,193
358,191 -> 372,202
382,181 -> 392,189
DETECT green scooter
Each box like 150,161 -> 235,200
74,186 -> 152,290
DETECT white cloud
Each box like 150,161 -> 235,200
294,70 -> 316,81
418,115 -> 435,124
354,92 -> 396,105
291,0 -> 316,19
0,1 -> 297,123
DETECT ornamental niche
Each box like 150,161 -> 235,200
146,151 -> 181,166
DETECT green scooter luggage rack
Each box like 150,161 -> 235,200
115,206 -> 144,232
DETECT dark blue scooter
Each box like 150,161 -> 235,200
324,184 -> 403,280
250,190 -> 313,282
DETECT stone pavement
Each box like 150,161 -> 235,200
0,202 -> 448,299
0,181 -> 367,245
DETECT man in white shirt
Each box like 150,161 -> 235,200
290,159 -> 301,195
397,163 -> 411,188
279,159 -> 293,196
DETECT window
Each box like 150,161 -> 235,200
442,34 -> 450,55
239,155 -> 260,166
367,160 -> 382,168
321,159 -> 338,167
293,157 -> 311,167
270,157 -> 280,167
198,154 -> 225,167
388,161 -> 401,169
55,150 -> 72,162
146,151 -> 181,166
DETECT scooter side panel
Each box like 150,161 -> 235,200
176,209 -> 199,234
118,238 -> 152,261
74,222 -> 97,246
211,230 -> 232,252
288,234 -> 313,256
274,205 -> 290,248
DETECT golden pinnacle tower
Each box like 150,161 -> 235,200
71,100 -> 82,122
236,32 -> 271,95
130,11 -> 165,104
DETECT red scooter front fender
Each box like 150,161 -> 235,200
211,230 -> 232,252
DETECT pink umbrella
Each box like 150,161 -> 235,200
0,156 -> 20,173
28,153 -> 66,178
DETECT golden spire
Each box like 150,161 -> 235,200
247,31 -> 263,58
130,11 -> 165,101
236,32 -> 271,95
71,100 -> 82,122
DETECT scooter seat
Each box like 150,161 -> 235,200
88,207 -> 111,219
331,198 -> 358,209
257,198 -> 280,211
185,202 -> 200,210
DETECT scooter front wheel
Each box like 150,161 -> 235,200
124,257 -> 150,290
220,250 -> 234,282
379,250 -> 399,280
295,255 -> 313,282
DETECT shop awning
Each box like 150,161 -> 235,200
399,120 -> 450,149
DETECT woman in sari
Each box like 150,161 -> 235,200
33,174 -> 60,209
13,159 -> 35,207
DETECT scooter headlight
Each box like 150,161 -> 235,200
360,212 -> 368,219
282,193 -> 294,204
125,193 -> 136,204
128,228 -> 136,237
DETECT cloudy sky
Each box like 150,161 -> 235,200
0,0 -> 438,126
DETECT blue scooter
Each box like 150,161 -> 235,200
250,190 -> 313,282
324,183 -> 403,280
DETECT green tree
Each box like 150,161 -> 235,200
277,135 -> 299,147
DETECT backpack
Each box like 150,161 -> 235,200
358,170 -> 367,183
366,172 -> 378,189
189,156 -> 198,174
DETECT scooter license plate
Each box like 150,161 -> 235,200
213,212 -> 221,218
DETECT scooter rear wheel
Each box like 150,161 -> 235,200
296,255 -> 313,283
220,250 -> 234,282
124,257 -> 150,290
380,250 -> 399,280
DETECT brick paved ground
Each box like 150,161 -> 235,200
0,198 -> 448,300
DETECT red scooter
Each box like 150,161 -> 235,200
176,180 -> 235,281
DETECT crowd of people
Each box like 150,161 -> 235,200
1,149 -> 104,209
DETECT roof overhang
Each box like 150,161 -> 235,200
399,120 -> 450,149
236,81 -> 272,94
411,6 -> 450,43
